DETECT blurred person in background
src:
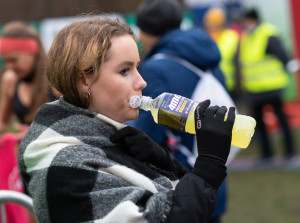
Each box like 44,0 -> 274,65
239,8 -> 296,164
0,21 -> 59,223
18,16 -> 236,223
183,0 -> 227,27
183,0 -> 243,29
131,0 -> 237,222
203,6 -> 241,100
0,21 -> 58,139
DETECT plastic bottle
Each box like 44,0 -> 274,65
130,92 -> 256,149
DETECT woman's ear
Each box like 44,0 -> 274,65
79,72 -> 91,89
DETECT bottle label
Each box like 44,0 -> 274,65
158,93 -> 195,131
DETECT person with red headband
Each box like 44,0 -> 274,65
0,21 -> 59,223
0,21 -> 60,136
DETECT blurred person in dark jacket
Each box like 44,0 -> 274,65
131,0 -> 235,222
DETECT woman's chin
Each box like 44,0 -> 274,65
126,109 -> 139,122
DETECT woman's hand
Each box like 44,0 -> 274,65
191,100 -> 235,190
110,126 -> 176,171
194,101 -> 235,165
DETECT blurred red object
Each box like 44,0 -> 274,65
0,133 -> 29,223
263,102 -> 300,133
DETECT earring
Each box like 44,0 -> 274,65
86,90 -> 91,99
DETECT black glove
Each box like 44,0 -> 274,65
192,100 -> 235,189
110,126 -> 176,172
195,103 -> 235,165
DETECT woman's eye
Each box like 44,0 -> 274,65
120,68 -> 129,76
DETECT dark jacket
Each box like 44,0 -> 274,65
133,27 -> 225,168
131,27 -> 227,218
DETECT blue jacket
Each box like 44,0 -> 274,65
133,28 -> 225,166
131,28 -> 227,218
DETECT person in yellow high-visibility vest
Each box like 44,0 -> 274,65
203,7 -> 241,99
240,8 -> 295,163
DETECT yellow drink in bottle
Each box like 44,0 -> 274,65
130,93 -> 256,149
184,103 -> 256,148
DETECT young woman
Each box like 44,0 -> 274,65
0,21 -> 58,139
18,17 -> 235,223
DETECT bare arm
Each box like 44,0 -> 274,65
0,70 -> 17,133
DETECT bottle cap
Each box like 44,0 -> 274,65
129,95 -> 142,108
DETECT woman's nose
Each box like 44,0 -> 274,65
135,72 -> 147,90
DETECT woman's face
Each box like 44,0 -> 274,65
1,52 -> 36,79
87,35 -> 147,123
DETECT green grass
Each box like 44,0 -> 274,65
223,170 -> 300,223
223,127 -> 300,223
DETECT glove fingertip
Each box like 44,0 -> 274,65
215,106 -> 228,120
202,100 -> 211,111
203,99 -> 211,106
195,99 -> 211,119
206,105 -> 220,117
226,107 -> 236,123
228,107 -> 236,115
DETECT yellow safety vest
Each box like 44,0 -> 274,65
217,29 -> 239,91
240,23 -> 288,93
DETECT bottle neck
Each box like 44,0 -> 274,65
140,96 -> 154,111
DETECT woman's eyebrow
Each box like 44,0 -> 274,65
117,61 -> 139,67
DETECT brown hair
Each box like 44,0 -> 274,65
1,21 -> 51,123
46,16 -> 135,108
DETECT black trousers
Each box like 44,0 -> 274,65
208,217 -> 221,223
252,94 -> 295,158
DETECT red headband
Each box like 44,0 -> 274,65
0,37 -> 39,54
